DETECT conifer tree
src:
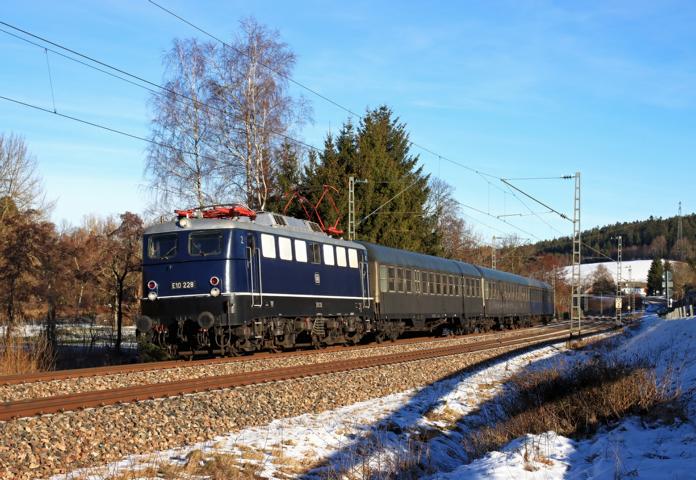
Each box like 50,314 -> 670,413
306,106 -> 439,254
647,257 -> 664,295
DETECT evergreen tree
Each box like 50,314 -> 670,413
647,257 -> 664,295
306,106 -> 439,254
266,140 -> 303,215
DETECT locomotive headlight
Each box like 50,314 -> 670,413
210,287 -> 221,297
178,217 -> 190,228
147,291 -> 158,301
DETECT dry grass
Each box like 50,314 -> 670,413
463,356 -> 685,460
0,330 -> 53,375
424,405 -> 461,424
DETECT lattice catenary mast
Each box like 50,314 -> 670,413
615,235 -> 622,325
571,172 -> 582,336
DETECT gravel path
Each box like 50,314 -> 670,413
0,331 -> 593,480
0,325 -> 561,403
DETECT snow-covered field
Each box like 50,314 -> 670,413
561,259 -> 657,286
56,316 -> 696,480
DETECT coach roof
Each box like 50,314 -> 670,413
357,242 -> 481,276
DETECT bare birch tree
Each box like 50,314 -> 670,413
146,38 -> 230,211
146,19 -> 310,214
0,133 -> 45,220
208,18 -> 310,210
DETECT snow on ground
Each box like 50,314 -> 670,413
433,315 -> 696,479
55,316 -> 696,479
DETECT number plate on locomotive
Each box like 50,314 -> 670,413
171,281 -> 196,289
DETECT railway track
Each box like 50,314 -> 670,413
0,321 -> 575,386
0,322 -> 613,421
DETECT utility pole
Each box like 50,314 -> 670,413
348,176 -> 368,241
615,235 -> 622,325
571,172 -> 582,336
491,235 -> 497,269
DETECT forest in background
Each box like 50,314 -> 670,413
533,214 -> 696,263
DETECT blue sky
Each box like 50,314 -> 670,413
1,0 -> 695,242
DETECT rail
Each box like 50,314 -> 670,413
0,323 -> 614,421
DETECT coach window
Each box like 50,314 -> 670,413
429,273 -> 435,294
278,236 -> 293,261
323,244 -> 335,266
380,265 -> 388,292
348,248 -> 359,268
148,233 -> 177,260
261,234 -> 276,259
388,267 -> 395,292
396,268 -> 404,292
414,270 -> 421,294
449,276 -> 454,295
422,271 -> 429,294
294,240 -> 307,262
405,269 -> 412,293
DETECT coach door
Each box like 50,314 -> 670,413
246,233 -> 263,307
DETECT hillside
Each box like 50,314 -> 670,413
533,213 -> 696,262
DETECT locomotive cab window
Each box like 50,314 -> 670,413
148,234 -> 178,260
189,231 -> 223,256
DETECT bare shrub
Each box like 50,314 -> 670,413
463,357 -> 684,460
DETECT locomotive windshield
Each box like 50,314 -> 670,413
148,234 -> 177,260
188,230 -> 223,256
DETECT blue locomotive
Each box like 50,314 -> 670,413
137,206 -> 554,356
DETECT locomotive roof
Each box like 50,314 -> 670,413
357,241 -> 481,276
476,265 -> 552,290
144,212 -> 367,250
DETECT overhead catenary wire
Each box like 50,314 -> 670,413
0,22 -> 323,156
0,94 -> 233,176
1,17 -> 572,242
144,1 -> 515,192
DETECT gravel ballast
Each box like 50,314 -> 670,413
0,334 -> 587,480
0,325 -> 560,403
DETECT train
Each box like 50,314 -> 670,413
136,206 -> 554,356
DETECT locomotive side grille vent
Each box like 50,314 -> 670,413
272,214 -> 287,226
